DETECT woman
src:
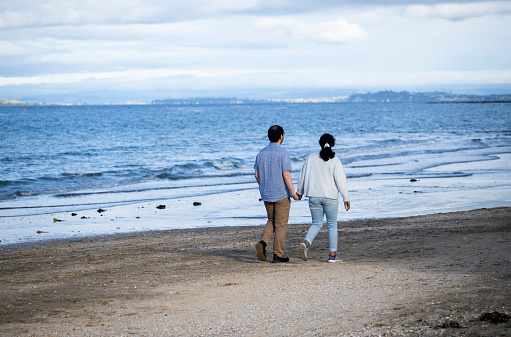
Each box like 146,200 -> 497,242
297,133 -> 350,262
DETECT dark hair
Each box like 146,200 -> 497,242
319,133 -> 336,161
268,125 -> 284,143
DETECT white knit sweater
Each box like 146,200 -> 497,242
296,152 -> 349,201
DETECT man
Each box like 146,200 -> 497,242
254,125 -> 300,263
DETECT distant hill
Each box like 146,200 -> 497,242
344,90 -> 511,103
152,91 -> 511,104
4,90 -> 511,106
0,99 -> 29,106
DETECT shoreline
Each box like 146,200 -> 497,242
1,203 -> 509,249
1,207 -> 510,336
3,179 -> 511,247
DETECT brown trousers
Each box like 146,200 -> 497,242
261,197 -> 291,257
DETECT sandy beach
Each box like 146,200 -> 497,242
1,207 -> 510,336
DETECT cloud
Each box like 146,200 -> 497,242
2,0 -> 440,30
405,1 -> 511,20
0,67 -> 283,86
3,68 -> 510,92
253,17 -> 367,43
3,1 -> 501,31
0,41 -> 35,56
14,22 -> 208,42
0,0 -> 263,29
1,0 -> 510,97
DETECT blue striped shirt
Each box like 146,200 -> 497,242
254,143 -> 292,202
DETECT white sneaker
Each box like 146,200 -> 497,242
328,255 -> 342,263
299,240 -> 308,261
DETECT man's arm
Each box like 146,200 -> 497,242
255,171 -> 260,185
283,171 -> 300,200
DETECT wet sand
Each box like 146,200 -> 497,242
1,207 -> 510,336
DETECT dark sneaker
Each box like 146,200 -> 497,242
255,241 -> 266,261
328,254 -> 342,263
273,254 -> 290,263
299,240 -> 308,261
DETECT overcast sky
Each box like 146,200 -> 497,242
1,0 -> 511,98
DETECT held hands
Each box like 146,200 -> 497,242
293,193 -> 302,201
344,201 -> 351,211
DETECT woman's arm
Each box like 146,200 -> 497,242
333,158 -> 349,203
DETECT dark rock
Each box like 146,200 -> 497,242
193,202 -> 202,206
36,230 -> 48,234
81,216 -> 89,219
479,311 -> 511,324
410,179 -> 417,182
156,205 -> 166,209
97,208 -> 106,213
439,320 -> 461,329
71,213 -> 78,216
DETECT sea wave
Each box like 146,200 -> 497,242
0,180 -> 11,187
1,103 -> 510,212
54,180 -> 254,198
0,161 -> 256,202
62,172 -> 103,178
15,190 -> 41,197
210,161 -> 235,170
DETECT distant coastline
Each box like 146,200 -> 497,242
152,91 -> 511,105
339,90 -> 511,104
429,100 -> 511,104
2,90 -> 511,106
0,99 -> 48,106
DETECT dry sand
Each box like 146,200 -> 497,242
1,207 -> 510,336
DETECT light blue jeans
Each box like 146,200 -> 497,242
305,197 -> 339,252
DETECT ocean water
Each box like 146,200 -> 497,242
1,102 -> 510,245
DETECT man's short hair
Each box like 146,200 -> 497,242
268,125 -> 284,142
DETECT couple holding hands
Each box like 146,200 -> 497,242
254,125 -> 350,263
